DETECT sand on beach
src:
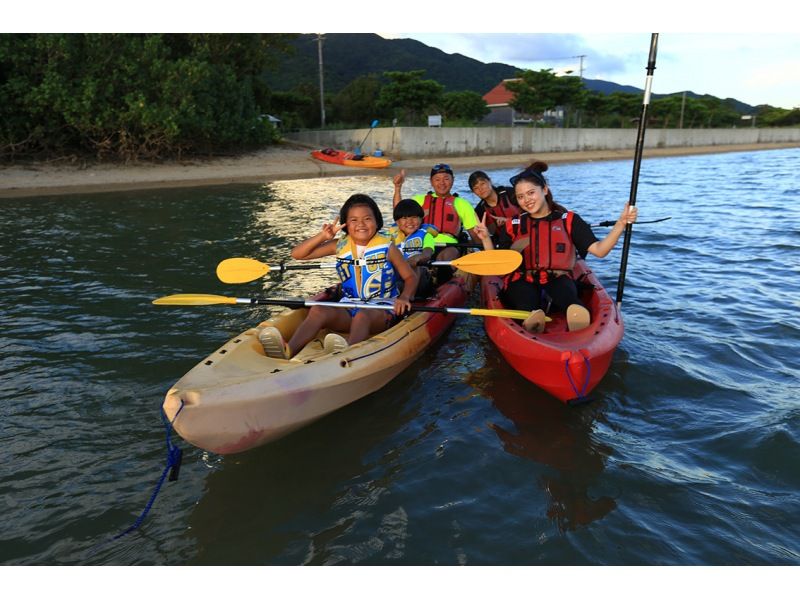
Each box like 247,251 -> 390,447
1,141 -> 797,198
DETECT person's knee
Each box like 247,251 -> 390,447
307,305 -> 334,324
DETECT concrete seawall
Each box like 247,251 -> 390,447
286,127 -> 800,159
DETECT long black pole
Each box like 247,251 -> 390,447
616,33 -> 659,307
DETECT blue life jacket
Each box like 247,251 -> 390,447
335,234 -> 398,300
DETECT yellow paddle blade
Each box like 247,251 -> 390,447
450,250 -> 522,275
216,258 -> 270,284
469,307 -> 530,319
152,294 -> 238,306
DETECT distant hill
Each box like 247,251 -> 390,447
265,33 -> 518,96
265,33 -> 758,113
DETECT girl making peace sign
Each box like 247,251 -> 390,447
259,194 -> 418,359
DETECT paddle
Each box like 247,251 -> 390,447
616,33 -> 659,307
216,250 -> 522,284
436,218 -> 672,249
592,216 -> 670,227
152,293 -> 538,320
354,119 -> 379,156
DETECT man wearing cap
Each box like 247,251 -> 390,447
392,165 -> 480,267
468,170 -> 520,247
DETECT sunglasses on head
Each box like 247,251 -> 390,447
431,163 -> 453,174
510,169 -> 546,188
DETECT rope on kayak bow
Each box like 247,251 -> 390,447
88,401 -> 184,557
110,401 -> 185,541
565,351 -> 591,401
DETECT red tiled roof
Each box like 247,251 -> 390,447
482,79 -> 520,107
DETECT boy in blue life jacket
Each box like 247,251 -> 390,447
388,199 -> 438,298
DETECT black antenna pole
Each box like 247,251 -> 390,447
616,33 -> 659,307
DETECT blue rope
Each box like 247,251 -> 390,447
86,402 -> 184,558
110,401 -> 184,540
564,352 -> 592,401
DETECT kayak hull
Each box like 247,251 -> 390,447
480,260 -> 623,403
311,148 -> 392,168
163,276 -> 469,454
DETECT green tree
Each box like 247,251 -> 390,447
330,74 -> 382,126
583,92 -> 610,127
441,90 -> 490,123
376,70 -> 444,125
698,97 -> 741,127
268,90 -> 315,131
505,69 -> 587,126
606,92 -> 643,127
505,69 -> 559,117
0,33 -> 294,161
760,107 -> 800,126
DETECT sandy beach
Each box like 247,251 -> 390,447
1,141 -> 797,198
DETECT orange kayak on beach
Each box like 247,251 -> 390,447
311,148 -> 392,169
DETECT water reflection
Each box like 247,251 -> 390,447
184,374 -> 417,565
467,351 -> 617,532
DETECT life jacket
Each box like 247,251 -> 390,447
480,187 -> 521,221
388,223 -> 437,258
335,234 -> 398,300
505,211 -> 576,283
421,192 -> 461,236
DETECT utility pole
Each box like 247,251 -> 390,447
679,91 -> 686,129
573,55 -> 587,128
317,34 -> 326,128
573,54 -> 587,79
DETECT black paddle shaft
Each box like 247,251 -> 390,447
616,33 -> 659,307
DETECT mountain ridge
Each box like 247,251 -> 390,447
265,33 -> 758,113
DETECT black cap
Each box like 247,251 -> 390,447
430,163 -> 453,178
468,170 -> 489,190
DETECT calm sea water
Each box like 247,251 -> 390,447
1,148 -> 799,566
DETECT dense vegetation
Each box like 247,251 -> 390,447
0,33 -> 295,162
2,33 -> 796,163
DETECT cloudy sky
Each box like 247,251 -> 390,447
386,33 -> 799,110
15,2 -> 799,110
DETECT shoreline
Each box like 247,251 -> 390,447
1,141 -> 797,199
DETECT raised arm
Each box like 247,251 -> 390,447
392,169 -> 406,208
290,216 -> 342,260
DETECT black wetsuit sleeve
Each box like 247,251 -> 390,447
570,213 -> 599,258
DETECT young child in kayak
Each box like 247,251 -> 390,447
388,199 -> 437,298
259,194 -> 418,359
474,160 -> 638,333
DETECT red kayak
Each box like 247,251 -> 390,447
480,260 -> 623,403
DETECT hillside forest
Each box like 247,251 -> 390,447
2,33 -> 797,162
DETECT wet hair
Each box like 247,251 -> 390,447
339,193 -> 384,231
510,160 -> 568,213
468,170 -> 490,190
393,198 -> 425,221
